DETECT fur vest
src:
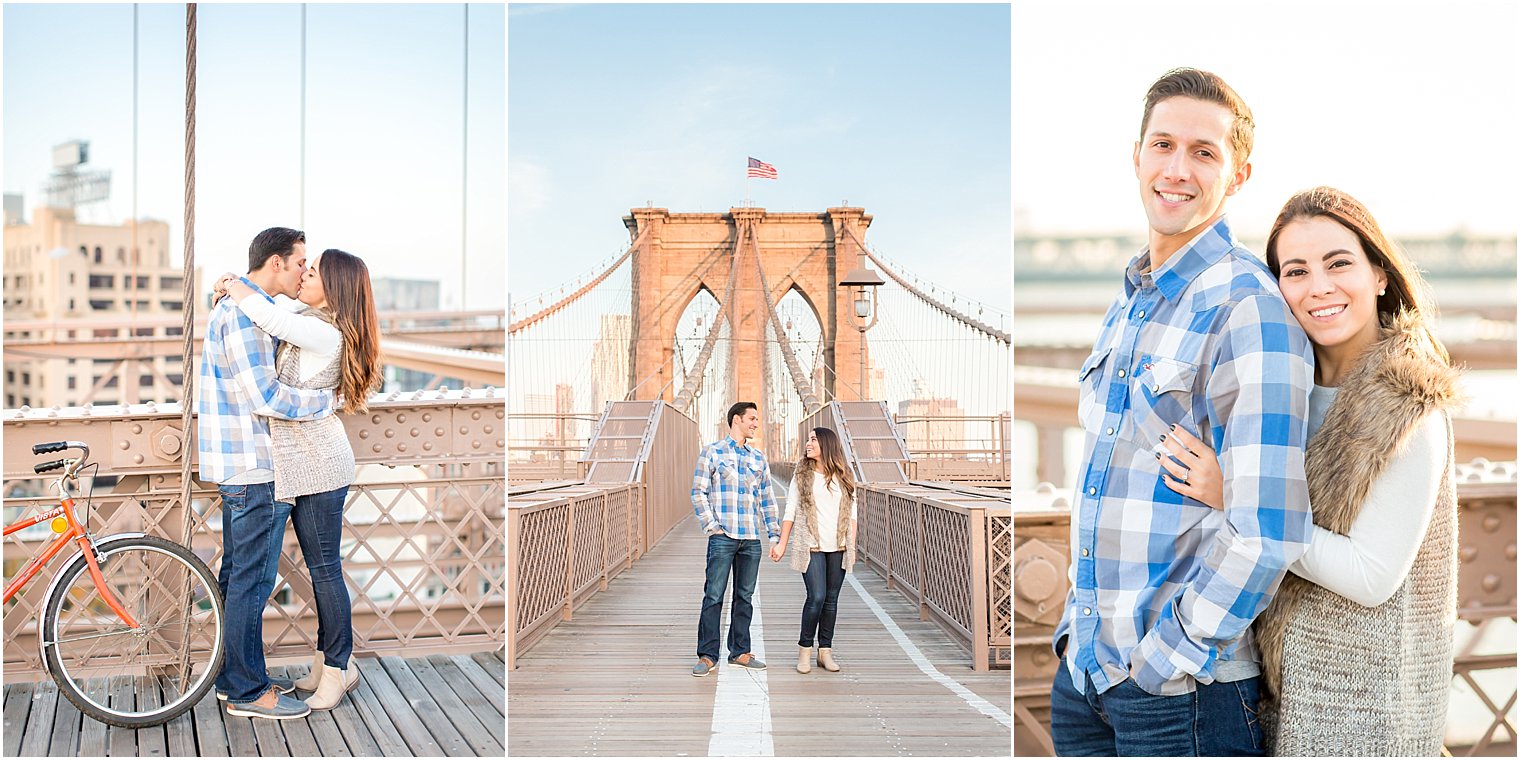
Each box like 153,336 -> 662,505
787,456 -> 857,573
1255,311 -> 1461,756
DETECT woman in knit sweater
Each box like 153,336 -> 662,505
214,249 -> 382,711
770,427 -> 857,674
1157,188 -> 1460,755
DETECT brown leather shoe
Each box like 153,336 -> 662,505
727,653 -> 767,670
692,657 -> 716,677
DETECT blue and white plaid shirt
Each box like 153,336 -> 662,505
1054,217 -> 1315,697
197,277 -> 334,484
691,437 -> 780,542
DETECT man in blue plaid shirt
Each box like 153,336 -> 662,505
690,401 -> 780,677
198,227 -> 334,720
1050,69 -> 1314,756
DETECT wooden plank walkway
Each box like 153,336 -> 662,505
508,518 -> 1012,756
3,650 -> 505,757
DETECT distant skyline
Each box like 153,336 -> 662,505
508,3 -> 1011,310
1011,0 -> 1519,241
4,3 -> 505,311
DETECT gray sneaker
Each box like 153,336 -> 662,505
225,691 -> 311,720
691,657 -> 716,677
217,674 -> 296,701
728,653 -> 766,671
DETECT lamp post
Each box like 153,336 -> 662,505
840,266 -> 885,401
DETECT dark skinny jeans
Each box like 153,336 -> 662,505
798,550 -> 845,648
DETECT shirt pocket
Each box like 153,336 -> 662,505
1128,354 -> 1201,452
714,459 -> 741,489
1077,346 -> 1113,433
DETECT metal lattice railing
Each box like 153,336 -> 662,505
856,482 -> 1011,671
2,391 -> 505,679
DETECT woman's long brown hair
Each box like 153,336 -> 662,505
315,249 -> 383,413
808,427 -> 855,498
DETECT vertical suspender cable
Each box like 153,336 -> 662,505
460,3 -> 469,310
131,5 -> 140,329
300,4 -> 306,229
178,2 -> 198,549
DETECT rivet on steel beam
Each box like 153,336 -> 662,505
398,443 -> 407,453
472,441 -> 481,449
471,411 -> 481,421
1482,575 -> 1501,593
132,424 -> 143,434
1483,515 -> 1501,532
120,440 -> 131,450
435,428 -> 445,437
133,454 -> 144,464
397,414 -> 407,423
371,415 -> 382,424
384,429 -> 395,438
496,439 -> 504,449
1460,546 -> 1478,563
423,442 -> 433,451
422,413 -> 432,422
1507,544 -> 1517,561
483,425 -> 494,435
359,430 -> 369,439
495,409 -> 504,420
459,426 -> 468,435
372,444 -> 382,453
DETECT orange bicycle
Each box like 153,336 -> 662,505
3,441 -> 224,727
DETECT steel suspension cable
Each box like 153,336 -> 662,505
749,225 -> 820,413
508,227 -> 647,333
673,232 -> 739,413
178,3 -> 198,549
840,226 -> 1009,345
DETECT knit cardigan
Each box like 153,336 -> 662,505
268,307 -> 356,503
787,456 -> 857,574
1255,311 -> 1461,756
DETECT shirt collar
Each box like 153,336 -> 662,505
239,276 -> 275,303
1124,216 -> 1238,303
724,435 -> 752,454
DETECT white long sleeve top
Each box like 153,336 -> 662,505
783,471 -> 857,552
1288,385 -> 1449,607
236,295 -> 342,383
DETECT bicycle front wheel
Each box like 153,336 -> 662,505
42,535 -> 225,728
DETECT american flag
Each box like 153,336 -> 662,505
746,157 -> 778,180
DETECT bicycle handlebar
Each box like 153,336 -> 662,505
34,459 -> 67,474
32,441 -> 70,454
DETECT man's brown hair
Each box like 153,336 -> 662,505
1139,68 -> 1255,170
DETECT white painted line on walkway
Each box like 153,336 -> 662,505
847,572 -> 1013,728
709,580 -> 774,756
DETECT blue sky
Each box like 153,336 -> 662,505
508,3 -> 1011,308
4,3 -> 505,310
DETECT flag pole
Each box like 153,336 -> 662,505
745,159 -> 751,208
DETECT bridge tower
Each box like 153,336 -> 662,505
625,206 -> 873,409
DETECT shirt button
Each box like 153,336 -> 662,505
1117,369 -> 1127,378
1087,487 -> 1097,496
1081,548 -> 1090,557
1105,427 -> 1115,436
1083,607 -> 1092,616
1137,310 -> 1146,319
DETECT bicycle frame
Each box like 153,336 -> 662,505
2,470 -> 140,629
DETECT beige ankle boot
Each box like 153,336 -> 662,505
305,665 -> 354,710
817,647 -> 840,672
797,646 -> 813,674
293,650 -> 325,691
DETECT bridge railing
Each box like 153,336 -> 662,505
2,390 -> 506,679
505,401 -> 700,669
894,413 -> 1012,485
507,412 -> 600,484
858,482 -> 1011,671
1012,461 -> 1518,756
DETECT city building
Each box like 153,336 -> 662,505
371,275 -> 447,391
3,202 -> 198,409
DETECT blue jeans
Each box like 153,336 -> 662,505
696,534 -> 761,662
798,550 -> 844,647
1050,656 -> 1265,756
215,483 -> 292,704
291,485 -> 352,669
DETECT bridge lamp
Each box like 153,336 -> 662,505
840,266 -> 885,400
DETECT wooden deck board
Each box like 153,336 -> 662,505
2,651 -> 504,757
507,518 -> 1012,756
